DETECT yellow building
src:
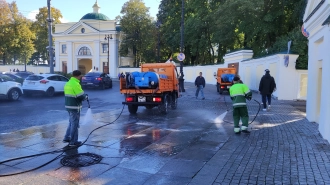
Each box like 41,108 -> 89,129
53,1 -> 119,77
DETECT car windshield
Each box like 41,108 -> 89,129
0,74 -> 15,81
26,75 -> 44,81
85,72 -> 101,76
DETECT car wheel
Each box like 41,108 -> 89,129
8,89 -> 20,101
46,87 -> 55,97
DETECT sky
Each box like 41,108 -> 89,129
5,0 -> 161,23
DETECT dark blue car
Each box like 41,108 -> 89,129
81,72 -> 112,89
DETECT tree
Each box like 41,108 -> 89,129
32,7 -> 62,62
0,1 -> 35,65
0,0 -> 13,64
119,0 -> 156,67
7,2 -> 35,65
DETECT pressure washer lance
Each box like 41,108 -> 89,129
86,95 -> 90,108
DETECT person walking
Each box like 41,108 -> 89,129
195,72 -> 205,100
229,76 -> 252,134
259,69 -> 276,111
63,70 -> 88,147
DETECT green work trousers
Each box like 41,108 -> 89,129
233,107 -> 249,128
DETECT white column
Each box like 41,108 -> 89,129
54,41 -> 60,72
110,38 -> 118,78
93,41 -> 100,71
319,28 -> 330,141
67,42 -> 73,73
306,40 -> 319,122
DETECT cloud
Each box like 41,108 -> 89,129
60,17 -> 69,23
27,10 -> 39,21
26,10 -> 69,23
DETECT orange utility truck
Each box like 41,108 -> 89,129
120,63 -> 179,114
215,68 -> 237,94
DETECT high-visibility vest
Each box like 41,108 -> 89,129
229,83 -> 252,108
64,77 -> 86,112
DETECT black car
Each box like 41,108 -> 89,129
14,71 -> 34,79
1,73 -> 24,84
81,72 -> 112,89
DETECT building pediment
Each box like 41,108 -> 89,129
64,21 -> 99,35
303,0 -> 326,22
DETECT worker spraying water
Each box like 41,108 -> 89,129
228,76 -> 252,134
63,70 -> 89,147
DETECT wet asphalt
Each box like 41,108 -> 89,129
0,81 -> 329,185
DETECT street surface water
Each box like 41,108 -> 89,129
1,81 -> 329,185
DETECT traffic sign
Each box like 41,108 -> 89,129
177,53 -> 185,61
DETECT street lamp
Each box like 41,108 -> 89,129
47,0 -> 54,73
156,21 -> 162,63
104,34 -> 113,74
179,0 -> 185,92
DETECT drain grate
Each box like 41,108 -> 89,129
61,153 -> 102,167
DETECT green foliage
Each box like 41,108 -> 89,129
119,0 -> 157,66
265,27 -> 308,69
32,7 -> 63,61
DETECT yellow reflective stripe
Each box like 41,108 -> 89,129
65,105 -> 82,109
76,91 -> 84,97
65,94 -> 77,98
234,128 -> 241,132
245,90 -> 251,94
233,102 -> 246,105
231,94 -> 245,97
241,126 -> 248,130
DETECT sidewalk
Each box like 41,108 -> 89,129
0,82 -> 329,185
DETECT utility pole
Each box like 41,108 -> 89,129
179,0 -> 185,92
47,0 -> 54,73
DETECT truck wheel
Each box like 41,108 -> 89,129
216,83 -> 220,92
128,105 -> 138,114
219,89 -> 224,94
8,89 -> 20,101
158,95 -> 169,114
171,94 -> 177,110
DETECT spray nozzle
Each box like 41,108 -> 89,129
87,99 -> 90,108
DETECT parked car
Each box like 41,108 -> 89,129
81,72 -> 112,89
0,74 -> 23,101
22,74 -> 69,97
1,73 -> 24,84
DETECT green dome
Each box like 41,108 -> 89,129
80,13 -> 109,21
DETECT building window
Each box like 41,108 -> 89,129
62,44 -> 67,54
102,43 -> 108,53
78,46 -> 91,55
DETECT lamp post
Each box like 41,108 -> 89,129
47,0 -> 54,73
179,0 -> 185,92
104,34 -> 113,74
156,21 -> 161,63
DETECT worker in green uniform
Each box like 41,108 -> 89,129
229,76 -> 252,134
63,70 -> 88,146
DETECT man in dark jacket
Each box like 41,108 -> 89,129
259,69 -> 276,111
195,72 -> 206,100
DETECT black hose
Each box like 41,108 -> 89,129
0,104 -> 126,177
222,95 -> 261,125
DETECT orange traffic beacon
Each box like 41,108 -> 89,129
120,63 -> 179,114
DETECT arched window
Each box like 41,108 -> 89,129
78,47 -> 91,55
